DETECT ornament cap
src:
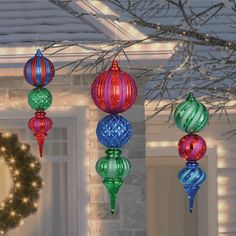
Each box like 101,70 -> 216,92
35,49 -> 43,57
35,111 -> 46,118
186,92 -> 196,101
105,148 -> 122,158
186,161 -> 199,169
110,60 -> 120,71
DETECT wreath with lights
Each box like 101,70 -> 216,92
0,132 -> 42,235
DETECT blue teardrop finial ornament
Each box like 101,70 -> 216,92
178,162 -> 206,213
35,49 -> 43,57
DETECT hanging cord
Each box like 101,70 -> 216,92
114,20 -> 120,61
34,38 -> 43,53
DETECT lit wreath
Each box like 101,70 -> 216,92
0,132 -> 42,234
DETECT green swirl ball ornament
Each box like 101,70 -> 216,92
174,93 -> 209,133
96,148 -> 131,214
28,87 -> 52,111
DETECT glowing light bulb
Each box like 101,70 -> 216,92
34,203 -> 38,208
14,170 -> 20,176
3,132 -> 11,138
1,147 -> 6,152
30,163 -> 35,168
10,158 -> 15,163
23,198 -> 28,203
21,144 -> 27,150
10,211 -> 16,216
32,182 -> 37,187
16,182 -> 21,188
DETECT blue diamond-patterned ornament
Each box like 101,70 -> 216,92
178,162 -> 206,213
96,114 -> 132,148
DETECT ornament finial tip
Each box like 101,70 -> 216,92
187,92 -> 194,98
110,60 -> 120,71
111,209 -> 115,214
36,49 -> 42,57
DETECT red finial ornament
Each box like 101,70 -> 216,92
28,112 -> 53,157
91,60 -> 137,114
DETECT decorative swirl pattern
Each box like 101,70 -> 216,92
178,162 -> 206,186
178,162 -> 206,212
178,134 -> 207,161
96,114 -> 132,148
174,93 -> 209,133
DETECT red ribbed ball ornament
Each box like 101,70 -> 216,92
91,60 -> 137,114
178,134 -> 207,162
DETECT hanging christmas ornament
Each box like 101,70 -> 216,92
178,162 -> 206,213
96,148 -> 131,213
96,114 -> 132,148
28,87 -> 52,111
91,60 -> 137,114
178,134 -> 207,161
174,93 -> 208,213
24,49 -> 54,157
174,93 -> 209,133
91,60 -> 137,213
24,49 -> 55,87
28,112 -> 53,157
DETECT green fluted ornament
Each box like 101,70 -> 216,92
174,93 -> 209,133
28,87 -> 52,111
96,148 -> 131,214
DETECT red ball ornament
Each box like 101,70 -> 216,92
91,60 -> 137,114
28,111 -> 53,157
178,134 -> 207,161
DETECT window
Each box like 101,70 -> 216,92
0,108 -> 88,236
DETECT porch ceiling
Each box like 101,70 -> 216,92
0,0 -> 108,44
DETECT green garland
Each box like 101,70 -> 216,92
0,132 -> 42,235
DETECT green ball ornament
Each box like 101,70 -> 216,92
28,87 -> 52,111
174,93 -> 209,133
96,148 -> 131,214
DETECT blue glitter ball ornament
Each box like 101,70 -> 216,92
96,114 -> 132,148
178,162 -> 206,213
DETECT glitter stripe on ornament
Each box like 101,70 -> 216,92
24,49 -> 54,157
96,148 -> 131,213
174,93 -> 209,213
174,93 -> 208,133
91,60 -> 137,114
178,162 -> 206,213
24,49 -> 54,87
28,111 -> 53,157
178,134 -> 207,161
92,60 -> 137,214
96,114 -> 132,148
